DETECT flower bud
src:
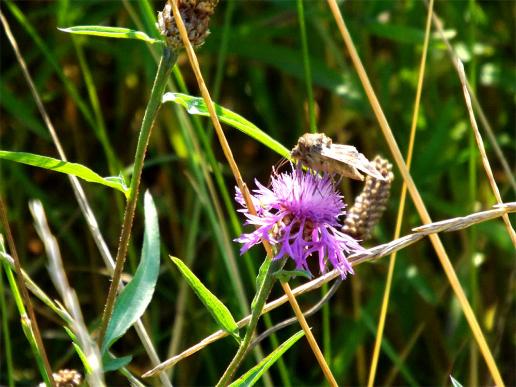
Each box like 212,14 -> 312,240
158,0 -> 218,49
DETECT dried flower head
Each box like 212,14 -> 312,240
158,0 -> 218,49
343,156 -> 394,241
235,165 -> 364,278
48,369 -> 82,387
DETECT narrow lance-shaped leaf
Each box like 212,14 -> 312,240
58,26 -> 162,44
101,191 -> 161,353
162,92 -> 291,159
170,257 -> 240,342
0,151 -> 129,197
229,330 -> 305,387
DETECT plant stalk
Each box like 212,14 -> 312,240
98,46 -> 177,345
216,258 -> 285,386
280,281 -> 338,386
0,199 -> 55,386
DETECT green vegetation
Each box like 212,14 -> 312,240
0,0 -> 514,385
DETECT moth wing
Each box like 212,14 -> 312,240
322,144 -> 386,181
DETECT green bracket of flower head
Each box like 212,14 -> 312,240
273,269 -> 312,283
170,256 -> 241,343
229,330 -> 305,387
58,26 -> 163,45
162,92 -> 291,159
0,150 -> 129,198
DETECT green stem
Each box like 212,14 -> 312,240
98,46 -> 177,345
0,258 -> 15,387
216,258 -> 285,386
212,0 -> 236,101
297,0 -> 316,133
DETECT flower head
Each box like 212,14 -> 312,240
235,165 -> 363,278
158,0 -> 218,49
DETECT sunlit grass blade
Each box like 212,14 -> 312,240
0,151 -> 129,197
101,192 -> 161,353
450,375 -> 464,387
162,92 -> 290,158
170,256 -> 240,342
58,26 -> 162,44
229,330 -> 305,387
0,239 -> 53,386
0,260 -> 14,387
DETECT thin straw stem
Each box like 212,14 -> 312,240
368,1 -> 434,385
142,202 -> 515,377
455,59 -> 516,247
325,1 -> 504,384
428,7 -> 516,194
98,47 -> 176,345
0,11 -> 171,386
170,0 -> 335,383
280,281 -> 337,386
0,198 -> 56,387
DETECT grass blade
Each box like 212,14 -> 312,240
58,26 -> 162,44
229,331 -> 305,387
0,151 -> 128,197
162,92 -> 290,158
170,256 -> 240,342
450,375 -> 464,387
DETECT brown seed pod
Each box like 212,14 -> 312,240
157,0 -> 219,49
342,155 -> 394,241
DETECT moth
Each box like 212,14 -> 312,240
291,133 -> 386,181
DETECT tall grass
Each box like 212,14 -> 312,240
1,0 -> 514,385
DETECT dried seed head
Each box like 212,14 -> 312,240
158,0 -> 219,49
52,369 -> 82,387
342,156 -> 394,241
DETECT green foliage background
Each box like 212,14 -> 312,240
1,0 -> 514,385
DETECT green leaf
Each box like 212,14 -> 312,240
450,375 -> 463,387
273,269 -> 312,282
101,191 -> 161,353
58,26 -> 162,44
162,93 -> 291,159
102,352 -> 133,372
170,256 -> 240,342
229,330 -> 305,387
0,151 -> 129,198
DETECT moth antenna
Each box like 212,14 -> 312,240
268,157 -> 290,186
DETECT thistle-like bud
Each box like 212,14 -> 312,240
343,156 -> 394,241
158,0 -> 219,49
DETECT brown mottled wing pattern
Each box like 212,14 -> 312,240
320,144 -> 386,181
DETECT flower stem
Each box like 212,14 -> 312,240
216,258 -> 285,386
98,46 -> 176,346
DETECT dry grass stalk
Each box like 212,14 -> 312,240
324,1 -> 504,384
169,0 -> 337,384
455,59 -> 516,247
29,200 -> 104,386
428,7 -> 516,193
0,11 -> 170,385
143,202 -> 515,377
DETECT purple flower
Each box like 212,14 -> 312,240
235,165 -> 363,278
